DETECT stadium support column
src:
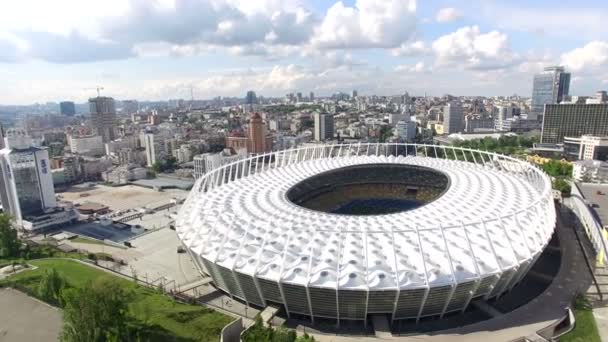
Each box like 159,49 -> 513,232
461,222 -> 482,313
438,224 -> 457,319
415,225 -> 431,324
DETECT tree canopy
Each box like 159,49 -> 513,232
0,214 -> 20,258
61,277 -> 132,342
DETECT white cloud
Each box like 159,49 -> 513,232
394,61 -> 429,73
432,26 -> 519,70
391,41 -> 429,57
311,0 -> 417,49
560,41 -> 608,72
435,8 -> 462,23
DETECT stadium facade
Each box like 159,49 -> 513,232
176,144 -> 555,323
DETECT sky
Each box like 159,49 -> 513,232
1,0 -> 607,105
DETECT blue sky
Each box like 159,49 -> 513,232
0,0 -> 607,104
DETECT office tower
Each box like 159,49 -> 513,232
296,92 -> 303,102
352,90 -> 358,98
443,101 -> 463,134
310,91 -> 315,102
59,101 -> 76,116
89,96 -> 116,143
249,112 -> 267,154
314,112 -> 335,141
530,66 -> 570,118
0,130 -> 57,226
245,91 -> 257,105
541,104 -> 608,144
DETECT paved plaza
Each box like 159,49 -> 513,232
58,184 -> 188,211
0,288 -> 61,342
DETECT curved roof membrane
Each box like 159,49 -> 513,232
177,146 -> 555,294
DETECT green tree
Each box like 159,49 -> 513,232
38,268 -> 66,305
242,316 -> 273,342
553,178 -> 572,196
61,277 -> 132,342
296,333 -> 316,342
0,214 -> 20,258
165,156 -> 178,170
151,161 -> 164,173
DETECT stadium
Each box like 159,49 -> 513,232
176,143 -> 556,324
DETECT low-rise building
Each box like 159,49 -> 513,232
573,160 -> 608,183
69,135 -> 104,155
563,135 -> 608,161
193,148 -> 248,179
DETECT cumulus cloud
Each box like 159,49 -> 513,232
432,26 -> 519,70
560,41 -> 608,72
394,61 -> 429,73
311,0 -> 417,49
435,8 -> 463,23
391,41 -> 429,56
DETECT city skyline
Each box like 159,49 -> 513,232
0,0 -> 607,104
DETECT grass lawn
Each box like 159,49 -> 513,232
1,259 -> 233,342
71,237 -> 108,246
560,296 -> 601,342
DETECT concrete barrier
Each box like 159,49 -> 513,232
220,317 -> 243,342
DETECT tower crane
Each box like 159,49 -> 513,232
84,86 -> 104,97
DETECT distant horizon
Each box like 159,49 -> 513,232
8,90 -> 608,108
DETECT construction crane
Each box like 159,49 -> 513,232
84,86 -> 104,97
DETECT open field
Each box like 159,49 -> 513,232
1,259 -> 232,342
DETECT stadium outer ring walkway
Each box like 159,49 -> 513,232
176,143 -> 556,325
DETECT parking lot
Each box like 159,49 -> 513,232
577,183 -> 608,226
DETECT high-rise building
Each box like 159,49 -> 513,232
143,132 -> 167,167
0,130 -> 76,230
310,91 -> 315,102
352,90 -> 358,98
314,113 -> 335,141
296,92 -> 303,102
541,104 -> 608,144
249,112 -> 267,154
89,97 -> 116,143
245,91 -> 257,105
60,101 -> 76,116
530,66 -> 570,118
443,101 -> 463,134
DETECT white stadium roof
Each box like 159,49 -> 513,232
177,151 -> 555,293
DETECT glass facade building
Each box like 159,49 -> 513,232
531,66 -> 570,117
541,104 -> 608,144
10,151 -> 44,216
